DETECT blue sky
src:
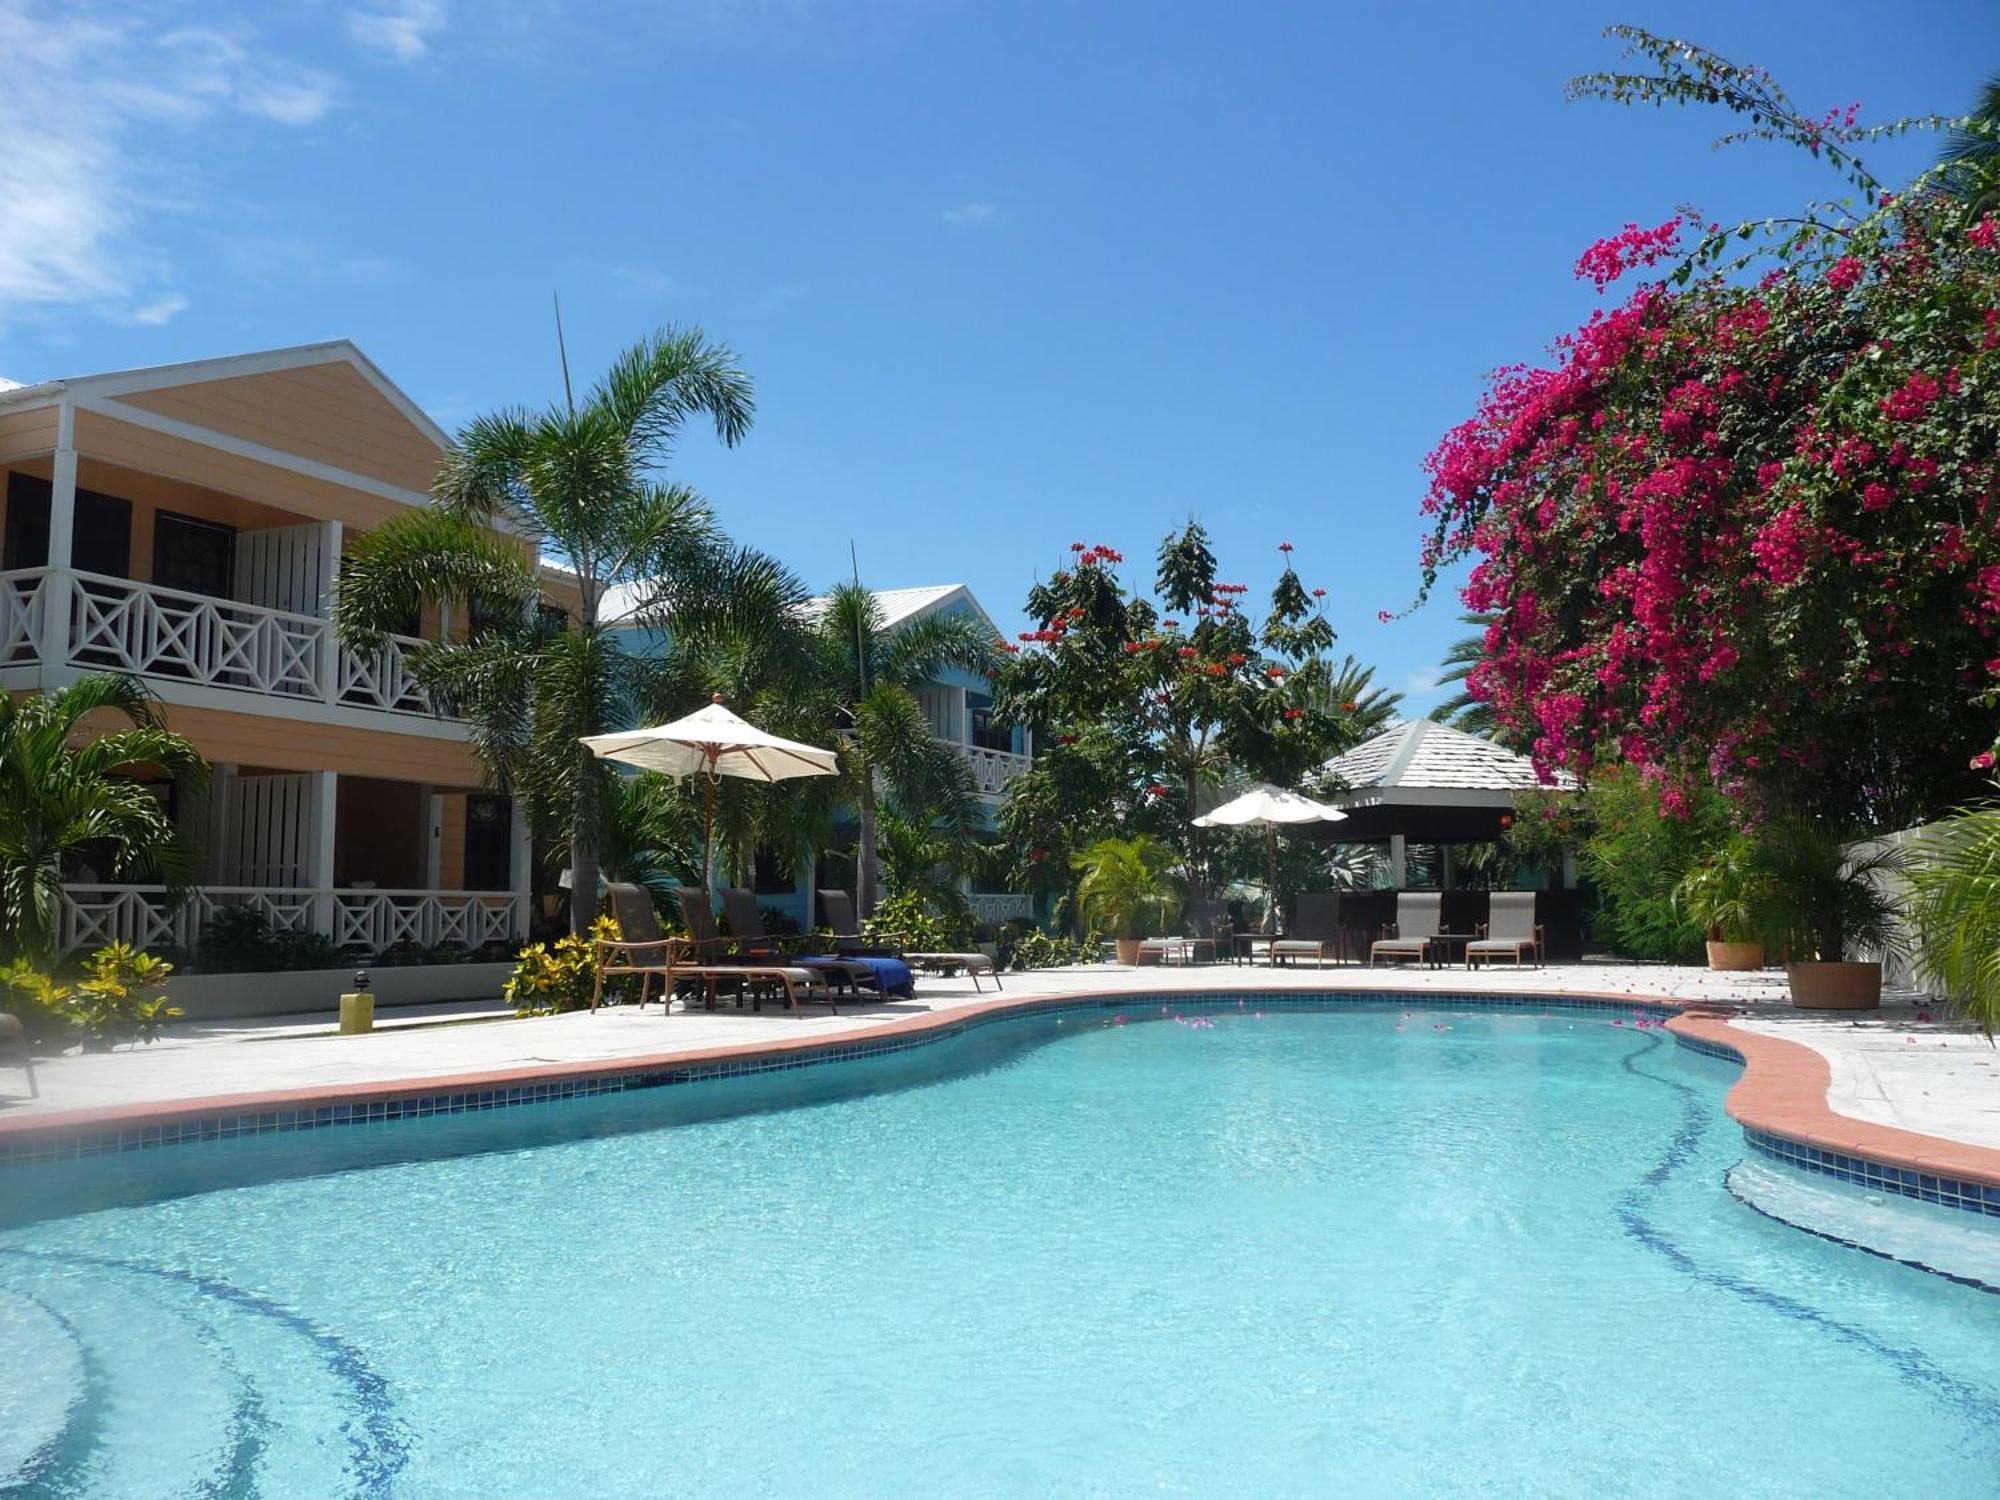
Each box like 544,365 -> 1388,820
2,1 -> 1993,712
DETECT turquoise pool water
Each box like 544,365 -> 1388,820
2,1001 -> 1997,1497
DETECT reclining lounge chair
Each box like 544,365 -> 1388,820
815,889 -> 1001,992
594,884 -> 835,1016
1466,892 -> 1544,969
1370,892 -> 1443,968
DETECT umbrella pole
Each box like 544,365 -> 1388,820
703,752 -> 718,906
1266,824 -> 1280,935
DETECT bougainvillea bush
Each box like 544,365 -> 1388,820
1415,29 -> 2000,831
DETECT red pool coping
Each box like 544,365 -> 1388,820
3,981 -> 1997,1190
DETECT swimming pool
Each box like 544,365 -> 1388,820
2,999 -> 1996,1496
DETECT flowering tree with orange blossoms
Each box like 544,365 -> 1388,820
994,521 -> 1395,899
1413,29 -> 2000,830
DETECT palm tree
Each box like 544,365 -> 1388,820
1427,612 -> 1499,738
1940,72 -> 2000,215
335,326 -> 762,934
813,583 -> 996,916
0,675 -> 205,964
1909,804 -> 2000,1036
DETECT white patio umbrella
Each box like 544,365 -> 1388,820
581,696 -> 839,894
1193,782 -> 1348,932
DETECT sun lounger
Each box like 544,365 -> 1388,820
815,889 -> 1001,991
719,888 -> 897,997
590,884 -> 835,1016
1271,891 -> 1345,967
1466,892 -> 1544,969
1370,892 -> 1442,968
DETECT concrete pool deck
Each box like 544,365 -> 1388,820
2,962 -> 1997,1185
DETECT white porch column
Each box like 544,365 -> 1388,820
803,854 -> 817,930
317,518 -> 343,702
307,770 -> 338,937
1440,844 -> 1456,891
37,402 -> 77,676
1388,835 -> 1408,890
509,795 -> 532,941
1560,849 -> 1577,890
952,685 -> 969,743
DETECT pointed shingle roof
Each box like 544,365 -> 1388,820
1324,720 -> 1572,802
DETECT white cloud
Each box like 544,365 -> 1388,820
0,3 -> 341,325
346,0 -> 447,64
1403,669 -> 1440,697
130,292 -> 190,326
941,200 -> 1000,227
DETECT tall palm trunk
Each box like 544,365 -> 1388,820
570,749 -> 600,935
857,775 -> 880,918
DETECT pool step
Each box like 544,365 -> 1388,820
0,1249 -> 386,1496
1727,1160 -> 2000,1291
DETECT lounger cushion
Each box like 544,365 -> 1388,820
906,950 -> 993,974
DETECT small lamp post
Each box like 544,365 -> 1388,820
339,969 -> 374,1035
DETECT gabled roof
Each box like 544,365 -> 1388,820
0,339 -> 450,450
1324,719 -> 1574,799
801,583 -> 1002,641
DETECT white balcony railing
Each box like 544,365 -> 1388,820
968,892 -> 1032,923
957,742 -> 1032,796
68,569 -> 323,698
0,568 -> 455,721
61,885 -> 521,956
337,633 -> 435,715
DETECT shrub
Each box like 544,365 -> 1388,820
66,943 -> 181,1050
865,890 -> 964,950
0,958 -> 74,1048
1004,928 -> 1104,971
504,916 -> 621,1016
194,906 -> 345,973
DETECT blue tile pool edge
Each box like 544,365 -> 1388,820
3,988 -> 1997,1222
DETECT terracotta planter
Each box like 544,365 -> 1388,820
1785,959 -> 1882,1010
1113,937 -> 1144,966
1705,939 -> 1766,972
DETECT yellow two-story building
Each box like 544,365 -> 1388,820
0,342 -> 529,970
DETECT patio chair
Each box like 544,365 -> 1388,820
1370,892 -> 1443,968
1271,891 -> 1344,967
814,889 -> 1001,992
720,888 -> 901,999
592,884 -> 835,1016
1467,892 -> 1544,969
0,1012 -> 36,1099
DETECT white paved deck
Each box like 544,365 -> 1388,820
3,962 -> 1995,1151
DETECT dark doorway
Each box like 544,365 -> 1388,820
153,511 -> 235,598
465,795 -> 513,891
5,473 -> 133,577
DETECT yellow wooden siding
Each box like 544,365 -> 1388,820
437,792 -> 468,889
87,703 -> 488,786
74,409 -> 412,532
0,406 -> 58,464
113,362 -> 443,494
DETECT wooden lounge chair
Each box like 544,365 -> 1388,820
590,884 -> 834,1016
719,888 -> 884,997
1271,891 -> 1344,967
1370,892 -> 1443,968
1140,899 -> 1228,965
814,889 -> 1001,991
1467,892 -> 1545,969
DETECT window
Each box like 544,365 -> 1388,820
152,511 -> 235,598
967,691 -> 1013,753
4,473 -> 133,577
464,795 -> 513,892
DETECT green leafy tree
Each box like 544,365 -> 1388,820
1909,800 -> 2000,1034
0,675 -> 205,964
996,526 -> 1390,895
335,326 -> 765,934
812,582 -> 995,915
1939,71 -> 2000,214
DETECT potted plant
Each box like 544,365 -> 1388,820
1754,822 -> 1907,1010
1072,836 -> 1177,965
1673,837 -> 1771,971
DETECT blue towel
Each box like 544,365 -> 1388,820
798,955 -> 915,998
